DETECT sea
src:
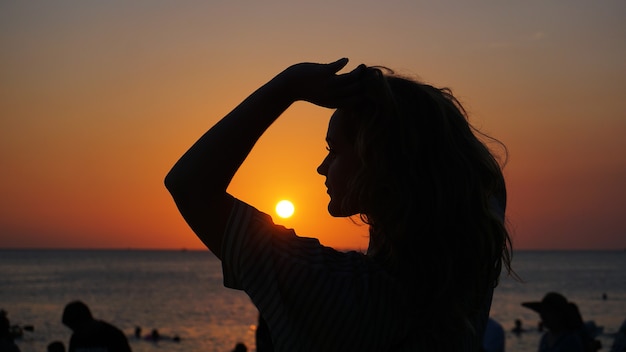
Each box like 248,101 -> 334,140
1,249 -> 624,352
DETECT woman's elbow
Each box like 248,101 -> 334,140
164,169 -> 189,198
164,169 -> 219,204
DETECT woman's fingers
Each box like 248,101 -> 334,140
310,64 -> 374,108
325,58 -> 350,73
279,59 -> 377,108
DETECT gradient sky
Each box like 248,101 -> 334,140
1,1 -> 625,250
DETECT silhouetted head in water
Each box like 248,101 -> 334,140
47,341 -> 66,352
62,300 -> 94,331
232,342 -> 247,352
0,310 -> 11,338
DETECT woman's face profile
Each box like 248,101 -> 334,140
317,109 -> 361,217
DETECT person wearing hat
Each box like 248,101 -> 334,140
522,292 -> 585,352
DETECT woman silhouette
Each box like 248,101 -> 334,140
166,58 -> 513,351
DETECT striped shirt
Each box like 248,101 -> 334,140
221,197 -> 418,351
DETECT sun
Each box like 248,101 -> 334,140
275,200 -> 295,218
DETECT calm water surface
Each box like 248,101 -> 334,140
1,250 -> 625,352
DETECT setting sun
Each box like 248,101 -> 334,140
275,200 -> 295,218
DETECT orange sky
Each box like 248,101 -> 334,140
1,1 -> 625,250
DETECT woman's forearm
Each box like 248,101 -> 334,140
166,58 -> 362,197
164,75 -> 293,257
165,77 -> 292,198
165,59 -> 360,257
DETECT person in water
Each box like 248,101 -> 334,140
166,58 -> 513,351
47,341 -> 65,352
522,292 -> 597,352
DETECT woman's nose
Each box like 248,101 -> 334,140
317,157 -> 328,176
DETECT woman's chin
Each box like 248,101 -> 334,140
327,204 -> 344,217
327,203 -> 358,218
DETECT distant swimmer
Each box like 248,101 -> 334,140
610,319 -> 626,352
47,341 -> 65,352
512,319 -> 525,336
134,326 -> 141,339
231,342 -> 247,352
149,329 -> 159,342
134,326 -> 181,343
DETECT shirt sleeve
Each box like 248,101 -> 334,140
219,197 -> 411,351
221,196 -> 252,289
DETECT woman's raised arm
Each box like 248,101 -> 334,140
165,58 -> 364,258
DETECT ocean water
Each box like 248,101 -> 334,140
1,249 -> 625,352
491,251 -> 626,352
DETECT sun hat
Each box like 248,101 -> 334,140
521,292 -> 569,314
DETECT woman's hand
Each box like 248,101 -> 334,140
275,58 -> 367,109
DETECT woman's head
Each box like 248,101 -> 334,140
317,109 -> 362,217
326,66 -> 513,344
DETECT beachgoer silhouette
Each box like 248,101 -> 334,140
610,319 -> 626,352
232,342 -> 247,352
47,341 -> 65,352
134,326 -> 141,339
62,300 -> 132,352
166,58 -> 513,351
150,328 -> 160,341
483,317 -> 505,352
523,292 -> 588,352
513,318 -> 525,336
256,313 -> 274,352
0,310 -> 20,352
134,326 -> 180,343
566,303 -> 602,352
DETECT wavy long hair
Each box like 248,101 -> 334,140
340,67 -> 513,350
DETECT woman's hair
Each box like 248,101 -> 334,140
340,67 -> 513,349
